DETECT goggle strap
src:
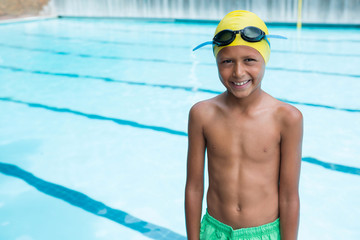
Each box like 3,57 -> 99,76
192,41 -> 213,51
264,36 -> 271,47
267,34 -> 288,39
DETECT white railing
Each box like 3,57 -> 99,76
50,0 -> 360,24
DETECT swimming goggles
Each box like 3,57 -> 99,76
193,26 -> 287,51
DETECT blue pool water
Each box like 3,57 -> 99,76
0,18 -> 360,240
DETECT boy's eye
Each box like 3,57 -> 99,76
245,58 -> 256,62
222,59 -> 232,64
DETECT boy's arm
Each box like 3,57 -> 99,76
279,106 -> 303,240
185,104 -> 206,240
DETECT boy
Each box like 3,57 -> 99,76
185,10 -> 303,240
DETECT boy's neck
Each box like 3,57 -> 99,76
224,87 -> 265,113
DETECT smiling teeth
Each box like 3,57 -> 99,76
234,80 -> 250,86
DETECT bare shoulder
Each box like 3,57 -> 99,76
189,96 -> 222,121
273,100 -> 303,131
261,93 -> 302,125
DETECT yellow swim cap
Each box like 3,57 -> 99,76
214,10 -> 270,64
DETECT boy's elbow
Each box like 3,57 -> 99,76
185,180 -> 204,194
185,182 -> 204,209
279,193 -> 300,210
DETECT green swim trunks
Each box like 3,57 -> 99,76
200,210 -> 280,240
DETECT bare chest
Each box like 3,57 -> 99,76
204,114 -> 281,162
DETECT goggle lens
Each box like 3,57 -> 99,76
213,30 -> 235,46
241,26 -> 264,42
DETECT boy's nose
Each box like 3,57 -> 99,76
233,63 -> 246,79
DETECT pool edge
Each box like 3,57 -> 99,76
0,15 -> 58,25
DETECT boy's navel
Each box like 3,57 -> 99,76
236,204 -> 242,212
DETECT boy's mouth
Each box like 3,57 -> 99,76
232,80 -> 251,87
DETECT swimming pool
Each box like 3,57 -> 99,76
0,17 -> 359,240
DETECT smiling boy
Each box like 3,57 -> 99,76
185,10 -> 303,240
